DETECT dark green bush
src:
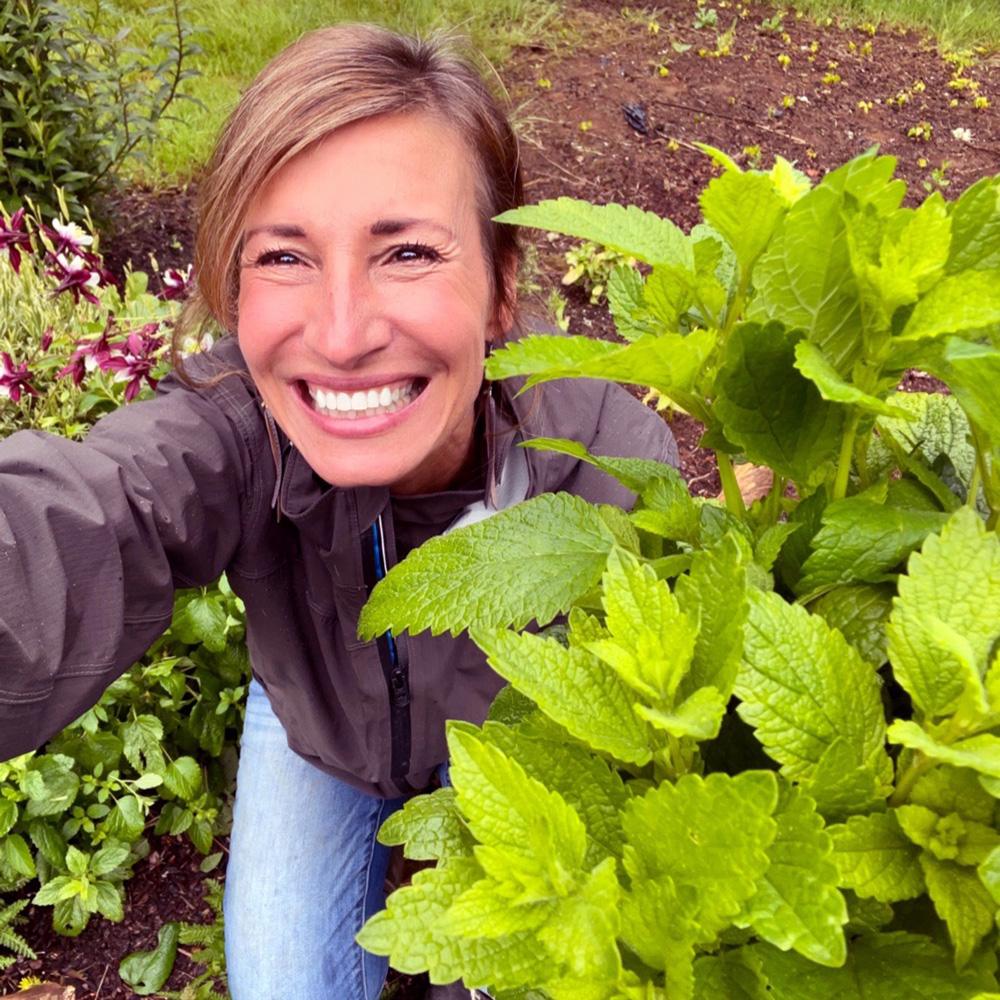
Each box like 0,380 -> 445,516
0,0 -> 201,219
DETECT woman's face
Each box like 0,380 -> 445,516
237,113 -> 507,495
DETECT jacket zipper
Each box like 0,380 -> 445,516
369,514 -> 412,779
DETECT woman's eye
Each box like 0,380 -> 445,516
391,243 -> 440,264
257,249 -> 300,266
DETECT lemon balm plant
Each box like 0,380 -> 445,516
357,149 -> 1000,998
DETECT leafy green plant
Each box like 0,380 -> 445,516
354,149 -> 1000,997
562,241 -> 637,305
0,899 -> 36,970
0,0 -> 202,219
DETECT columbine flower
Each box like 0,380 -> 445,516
57,319 -> 116,385
160,264 -> 193,301
0,209 -> 34,274
0,352 -> 39,402
102,323 -> 165,401
48,253 -> 104,305
47,219 -> 95,258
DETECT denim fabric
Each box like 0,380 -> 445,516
224,680 -> 405,999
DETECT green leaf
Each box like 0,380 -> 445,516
947,176 -> 1000,274
943,339 -> 1000,445
808,583 -> 894,667
805,737 -> 888,821
487,330 -> 717,401
95,881 -> 123,923
607,263 -> 660,340
635,470 -> 703,544
21,754 -> 80,818
33,874 -> 78,906
519,437 -> 680,495
28,819 -> 67,868
793,340 -> 907,417
622,771 -> 779,954
103,795 -> 145,842
4,834 -> 36,878
51,895 -> 90,937
715,321 -> 844,488
377,788 -> 475,861
0,799 -> 17,838
896,805 -> 1000,866
121,714 -> 165,774
498,199 -> 693,267
635,687 -> 727,741
163,757 -> 202,800
676,534 -> 749,700
360,493 -> 616,638
119,921 -> 180,995
358,859 -> 552,988
911,766 -> 996,825
798,498 -> 948,595
736,589 -> 892,792
471,626 -> 651,764
888,508 -> 1000,719
699,168 -> 787,281
171,594 -> 228,652
738,783 -> 847,966
693,948 -> 772,1000
752,931 -> 999,999
888,721 -> 1000,779
829,811 -> 925,902
920,856 -> 997,969
901,271 -> 1000,340
91,841 -> 129,877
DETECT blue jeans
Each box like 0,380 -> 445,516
224,680 -> 405,1000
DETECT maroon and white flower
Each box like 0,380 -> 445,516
48,253 -> 104,305
47,219 -> 95,259
102,323 -> 166,401
0,352 -> 39,403
57,319 -> 116,385
160,264 -> 193,301
0,209 -> 34,275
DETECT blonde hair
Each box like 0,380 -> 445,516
175,23 -> 523,370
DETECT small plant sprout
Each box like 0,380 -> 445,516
694,6 -> 718,29
782,94 -> 796,109
537,77 -> 551,88
861,20 -> 877,34
911,79 -> 926,93
822,71 -> 841,85
777,53 -> 791,69
647,18 -> 660,34
860,40 -> 872,56
857,100 -> 874,114
922,159 -> 952,193
742,144 -> 763,168
579,120 -> 594,132
907,121 -> 932,141
974,95 -> 991,110
948,77 -> 979,91
758,11 -> 784,32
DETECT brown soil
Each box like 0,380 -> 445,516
3,1 -> 998,997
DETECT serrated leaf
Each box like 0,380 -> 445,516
920,855 -> 997,968
0,799 -> 17,838
121,714 -> 165,774
752,931 -> 998,999
28,819 -> 67,868
91,841 -> 129,876
699,168 -> 787,282
805,737 -> 887,821
888,721 -> 1000,779
676,534 -> 748,699
947,176 -> 1000,274
498,199 -> 693,267
607,264 -> 660,340
361,493 -> 616,637
798,498 -> 948,595
519,437 -> 679,495
829,811 -> 925,902
21,754 -> 80,818
636,470 -> 703,544
901,271 -> 1000,340
470,627 -> 651,765
103,795 -> 145,842
739,783 -> 847,966
358,859 -> 553,987
483,723 -> 630,864
377,788 -> 475,861
911,766 -> 996,825
635,686 -> 727,740
887,507 -> 1000,719
896,805 -> 1000,866
487,330 -> 716,401
693,947 -> 771,1000
943,339 -> 1000,446
794,340 -> 907,417
808,583 -> 894,667
172,594 -> 228,652
623,771 -> 778,950
715,321 -> 844,488
4,834 -> 36,878
163,757 -> 202,800
736,589 -> 892,793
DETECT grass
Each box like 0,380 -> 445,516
107,0 -> 561,186
777,0 -> 1000,53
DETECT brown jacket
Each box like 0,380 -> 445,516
0,337 -> 677,796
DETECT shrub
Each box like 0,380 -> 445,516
0,0 -> 201,220
357,149 -> 1000,998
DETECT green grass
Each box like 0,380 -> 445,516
110,0 -> 561,186
779,0 -> 1000,53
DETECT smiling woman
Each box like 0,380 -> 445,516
0,23 -> 677,1000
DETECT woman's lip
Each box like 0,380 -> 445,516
293,377 -> 425,436
298,375 -> 421,392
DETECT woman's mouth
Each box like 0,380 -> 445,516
304,378 -> 426,419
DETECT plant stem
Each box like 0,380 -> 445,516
717,451 -> 747,519
832,411 -> 861,501
888,752 -> 935,807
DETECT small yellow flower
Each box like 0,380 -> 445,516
579,120 -> 593,132
537,78 -> 551,89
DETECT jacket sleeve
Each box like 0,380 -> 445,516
0,360 -> 265,761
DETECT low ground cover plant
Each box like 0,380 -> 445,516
0,208 -> 244,954
357,149 -> 1000,998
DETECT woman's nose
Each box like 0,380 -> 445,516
302,264 -> 391,368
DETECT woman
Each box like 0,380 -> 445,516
0,24 -> 677,998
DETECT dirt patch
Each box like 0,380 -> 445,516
4,2 -> 997,997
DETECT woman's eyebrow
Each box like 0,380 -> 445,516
243,223 -> 307,241
370,218 -> 455,239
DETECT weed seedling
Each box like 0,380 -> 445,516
907,121 -> 932,141
694,6 -> 718,29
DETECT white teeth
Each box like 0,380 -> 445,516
309,381 -> 417,419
